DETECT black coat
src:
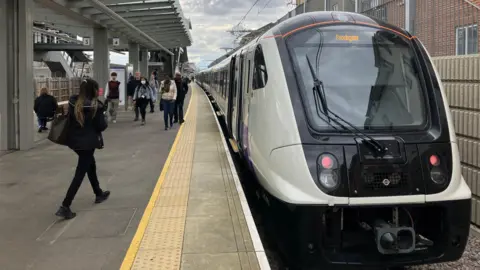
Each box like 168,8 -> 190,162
127,79 -> 141,96
34,94 -> 58,118
66,95 -> 108,150
175,78 -> 189,103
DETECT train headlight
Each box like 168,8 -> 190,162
318,154 -> 340,191
429,154 -> 447,185
430,167 -> 447,185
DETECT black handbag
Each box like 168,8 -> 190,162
47,114 -> 70,146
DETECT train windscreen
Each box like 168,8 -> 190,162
286,25 -> 428,132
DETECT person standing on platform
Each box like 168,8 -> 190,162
173,72 -> 188,124
149,72 -> 159,113
160,75 -> 177,130
133,76 -> 156,126
55,78 -> 110,220
104,72 -> 121,123
127,72 -> 142,121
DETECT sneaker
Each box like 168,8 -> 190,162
179,120 -> 185,124
112,120 -> 117,123
38,128 -> 42,133
55,206 -> 76,219
141,121 -> 145,126
95,191 -> 111,204
165,127 -> 168,130
134,118 -> 139,121
42,126 -> 49,130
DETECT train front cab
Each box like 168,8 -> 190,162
252,15 -> 472,268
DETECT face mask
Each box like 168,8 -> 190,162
141,80 -> 146,84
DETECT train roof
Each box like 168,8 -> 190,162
198,11 -> 412,74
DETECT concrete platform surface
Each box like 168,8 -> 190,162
0,93 -> 190,270
121,84 -> 265,270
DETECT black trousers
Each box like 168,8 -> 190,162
62,149 -> 102,208
137,99 -> 149,121
176,99 -> 185,122
149,99 -> 155,112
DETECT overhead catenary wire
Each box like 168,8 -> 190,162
234,0 -> 262,28
258,0 -> 274,14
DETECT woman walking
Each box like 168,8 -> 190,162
160,75 -> 177,130
133,76 -> 156,125
56,79 -> 110,220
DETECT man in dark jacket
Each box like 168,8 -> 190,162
127,72 -> 142,121
34,87 -> 58,133
173,72 -> 189,124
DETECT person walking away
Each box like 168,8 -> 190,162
104,72 -> 121,123
133,77 -> 156,125
34,87 -> 58,133
127,72 -> 142,121
173,72 -> 188,124
149,72 -> 159,113
160,75 -> 177,130
55,79 -> 110,219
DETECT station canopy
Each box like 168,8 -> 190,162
34,0 -> 192,55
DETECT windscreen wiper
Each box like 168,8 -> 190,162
305,55 -> 387,155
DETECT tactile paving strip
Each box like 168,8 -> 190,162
130,87 -> 199,270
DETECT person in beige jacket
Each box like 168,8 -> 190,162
160,75 -> 177,130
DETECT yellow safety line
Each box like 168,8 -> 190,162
119,92 -> 195,270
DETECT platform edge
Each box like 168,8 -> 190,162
200,85 -> 271,270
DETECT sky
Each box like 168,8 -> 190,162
109,0 -> 294,70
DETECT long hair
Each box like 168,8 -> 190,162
75,79 -> 99,127
163,75 -> 171,93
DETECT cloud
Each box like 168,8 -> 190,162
110,0 -> 293,70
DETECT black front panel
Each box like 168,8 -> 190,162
347,142 -> 424,197
303,141 -> 452,197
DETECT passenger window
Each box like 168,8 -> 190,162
252,45 -> 268,90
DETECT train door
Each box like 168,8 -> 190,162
236,54 -> 245,148
241,52 -> 253,154
231,53 -> 243,141
227,56 -> 236,136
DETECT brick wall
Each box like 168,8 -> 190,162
415,0 -> 480,57
364,0 -> 480,57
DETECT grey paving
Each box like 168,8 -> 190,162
0,94 -> 190,270
181,91 -> 260,270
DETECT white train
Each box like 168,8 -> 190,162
196,11 -> 472,268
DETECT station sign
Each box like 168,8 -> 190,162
112,38 -> 120,46
83,37 -> 91,46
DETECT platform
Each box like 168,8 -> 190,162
0,84 -> 266,270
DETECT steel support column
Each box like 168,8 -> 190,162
139,47 -> 148,76
128,42 -> 140,73
93,27 -> 110,89
0,0 -> 34,151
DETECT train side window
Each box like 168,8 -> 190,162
252,45 -> 268,90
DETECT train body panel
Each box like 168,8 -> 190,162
196,11 -> 472,267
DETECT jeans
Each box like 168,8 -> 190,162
136,99 -> 149,121
37,117 -> 47,128
176,99 -> 185,123
162,99 -> 175,128
62,149 -> 103,207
